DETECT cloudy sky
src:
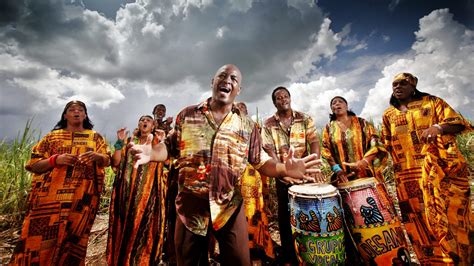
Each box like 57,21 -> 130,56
1,0 -> 473,141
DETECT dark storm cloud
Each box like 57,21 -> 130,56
114,0 -> 331,102
1,0 -> 121,80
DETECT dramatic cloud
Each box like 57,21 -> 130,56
257,8 -> 473,129
0,0 -> 345,139
360,8 -> 474,122
0,2 -> 472,141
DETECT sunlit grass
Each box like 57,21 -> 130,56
0,119 -> 38,224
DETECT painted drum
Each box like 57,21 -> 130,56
288,183 -> 345,265
338,177 -> 410,265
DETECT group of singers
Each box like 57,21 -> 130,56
10,65 -> 472,265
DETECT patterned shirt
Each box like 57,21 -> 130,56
168,98 -> 271,235
321,116 -> 387,182
262,110 -> 318,163
382,95 -> 469,172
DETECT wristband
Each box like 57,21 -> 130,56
49,154 -> 59,168
433,124 -> 443,134
114,139 -> 125,150
331,164 -> 342,173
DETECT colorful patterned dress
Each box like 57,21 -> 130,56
382,95 -> 472,265
10,129 -> 110,266
240,163 -> 275,259
107,135 -> 168,266
321,116 -> 387,183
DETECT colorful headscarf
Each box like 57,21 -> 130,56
393,72 -> 418,87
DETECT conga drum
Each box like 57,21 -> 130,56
338,178 -> 410,265
288,183 -> 345,265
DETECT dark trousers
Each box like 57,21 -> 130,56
174,202 -> 250,266
276,179 -> 298,264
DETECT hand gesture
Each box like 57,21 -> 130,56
155,129 -> 166,142
165,116 -> 173,126
116,127 -> 128,141
421,125 -> 442,143
284,147 -> 322,182
78,151 -> 106,165
56,153 -> 78,166
129,134 -> 153,168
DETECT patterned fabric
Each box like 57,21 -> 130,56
168,98 -> 271,236
321,116 -> 387,183
107,135 -> 168,266
262,110 -> 318,264
382,95 -> 472,265
240,164 -> 275,259
11,129 -> 110,266
262,110 -> 318,162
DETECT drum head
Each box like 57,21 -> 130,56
289,183 -> 337,198
337,177 -> 377,190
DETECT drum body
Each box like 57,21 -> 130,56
288,184 -> 345,265
338,178 -> 410,265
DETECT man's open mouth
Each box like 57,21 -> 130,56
219,86 -> 231,93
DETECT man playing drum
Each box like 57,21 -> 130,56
262,86 -> 324,265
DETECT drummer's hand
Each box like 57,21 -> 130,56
343,160 -> 368,172
284,147 -> 322,182
311,171 -> 326,183
336,171 -> 355,184
282,176 -> 305,185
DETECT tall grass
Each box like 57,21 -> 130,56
0,120 -> 38,225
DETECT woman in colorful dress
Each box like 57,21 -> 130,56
382,72 -> 472,265
10,100 -> 111,266
322,96 -> 387,184
322,96 -> 389,264
107,115 -> 168,266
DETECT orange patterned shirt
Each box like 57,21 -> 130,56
168,98 -> 271,235
262,110 -> 318,163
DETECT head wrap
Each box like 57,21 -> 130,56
393,72 -> 418,87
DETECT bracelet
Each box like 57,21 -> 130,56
331,164 -> 342,173
49,154 -> 59,168
114,139 -> 125,150
433,124 -> 443,134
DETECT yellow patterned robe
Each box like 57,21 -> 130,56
107,135 -> 168,266
382,95 -> 472,265
11,129 -> 110,266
